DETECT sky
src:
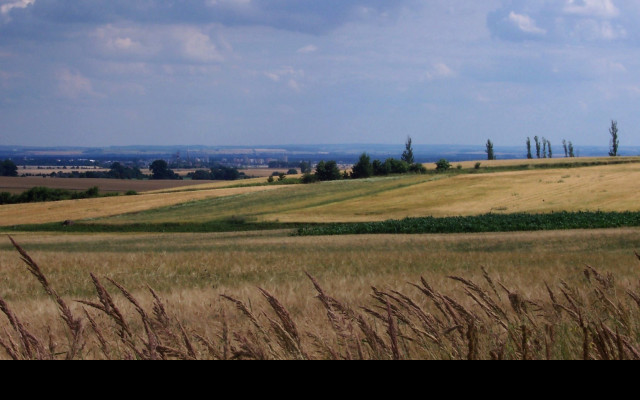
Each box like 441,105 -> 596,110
0,0 -> 638,147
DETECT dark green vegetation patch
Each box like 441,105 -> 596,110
296,211 -> 640,236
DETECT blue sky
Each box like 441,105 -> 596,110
0,0 -> 638,147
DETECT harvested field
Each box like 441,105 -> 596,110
0,184 -> 288,226
0,176 -> 224,194
422,156 -> 640,170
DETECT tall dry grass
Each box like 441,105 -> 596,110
2,236 -> 640,360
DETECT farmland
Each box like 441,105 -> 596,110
0,176 -> 223,194
2,157 -> 640,359
1,228 -> 640,359
85,160 -> 640,227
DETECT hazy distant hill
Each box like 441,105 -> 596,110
1,144 -> 638,164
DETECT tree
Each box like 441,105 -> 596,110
372,159 -> 389,176
287,169 -> 298,175
385,158 -> 410,174
542,138 -> 548,159
534,136 -> 541,159
315,161 -> 341,182
563,140 -> 569,158
149,160 -> 179,180
568,142 -> 575,158
609,120 -> 619,157
526,138 -> 533,159
351,153 -> 373,179
299,161 -> 312,174
435,159 -> 451,172
0,160 -> 18,177
189,170 -> 213,180
401,137 -> 415,164
547,141 -> 552,159
486,140 -> 495,161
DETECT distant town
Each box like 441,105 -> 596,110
1,144 -> 635,172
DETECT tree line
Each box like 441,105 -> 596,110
0,186 -> 108,205
187,165 -> 248,181
487,119 -> 621,161
0,160 -> 18,177
299,138 -> 427,184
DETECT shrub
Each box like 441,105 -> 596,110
301,173 -> 318,184
409,163 -> 427,174
475,162 -> 482,170
386,158 -> 409,174
435,159 -> 451,172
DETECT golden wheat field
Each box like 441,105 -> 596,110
2,158 -> 640,359
1,229 -> 640,360
0,184 -> 283,226
2,158 -> 638,227
78,161 -> 640,226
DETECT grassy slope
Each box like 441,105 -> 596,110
90,161 -> 640,226
3,157 -> 640,229
0,184 -> 283,226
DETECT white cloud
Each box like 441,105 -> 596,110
264,66 -> 304,91
56,69 -> 99,99
177,27 -> 224,62
564,0 -> 619,19
0,0 -> 34,20
297,44 -> 318,54
264,72 -> 280,82
508,12 -> 546,35
94,25 -> 227,64
425,63 -> 455,80
287,79 -> 301,92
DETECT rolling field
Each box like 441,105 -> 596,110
0,184 -> 283,226
2,159 -> 640,227
3,158 -> 640,359
0,176 -> 225,194
85,161 -> 640,226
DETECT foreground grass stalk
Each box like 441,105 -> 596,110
2,236 -> 640,360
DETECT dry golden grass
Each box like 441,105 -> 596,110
95,162 -> 640,226
1,229 -> 640,359
0,176 -> 229,195
142,177 -> 269,194
273,163 -> 640,222
424,156 -> 640,170
0,185 -> 287,226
